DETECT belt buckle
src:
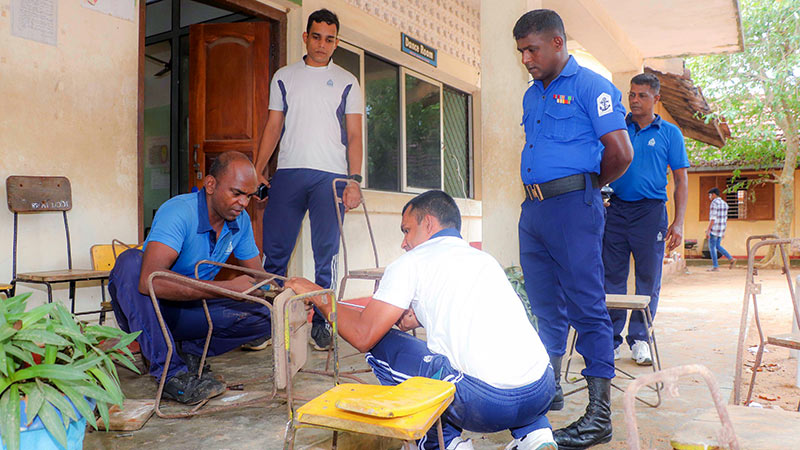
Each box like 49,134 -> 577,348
526,184 -> 543,201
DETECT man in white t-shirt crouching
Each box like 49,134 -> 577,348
286,190 -> 556,450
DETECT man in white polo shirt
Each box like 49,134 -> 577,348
287,191 -> 556,450
254,8 -> 363,351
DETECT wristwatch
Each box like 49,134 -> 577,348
347,174 -> 363,183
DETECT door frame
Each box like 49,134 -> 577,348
136,0 -> 287,241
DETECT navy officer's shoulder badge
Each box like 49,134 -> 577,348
596,92 -> 613,117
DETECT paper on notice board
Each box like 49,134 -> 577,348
11,0 -> 57,47
81,0 -> 136,22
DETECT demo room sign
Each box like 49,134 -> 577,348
401,33 -> 437,67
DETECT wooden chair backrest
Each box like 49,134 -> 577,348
6,176 -> 72,213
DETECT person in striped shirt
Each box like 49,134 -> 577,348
705,187 -> 736,271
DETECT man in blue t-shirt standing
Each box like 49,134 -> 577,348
514,9 -> 633,450
109,152 -> 271,405
604,73 -> 689,366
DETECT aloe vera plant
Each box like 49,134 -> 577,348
0,293 -> 140,450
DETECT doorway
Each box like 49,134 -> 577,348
140,0 -> 285,240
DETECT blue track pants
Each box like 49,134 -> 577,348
365,330 -> 554,449
261,169 -> 345,326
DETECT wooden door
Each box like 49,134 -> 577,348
189,22 -> 270,251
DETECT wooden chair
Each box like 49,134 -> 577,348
7,176 -> 110,319
90,240 -> 142,324
563,294 -> 663,407
733,236 -> 800,410
284,377 -> 455,450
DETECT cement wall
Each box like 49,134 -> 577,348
0,1 -> 139,312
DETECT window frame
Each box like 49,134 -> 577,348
336,41 -> 473,197
400,67 -> 445,194
698,173 -> 775,221
333,40 -> 367,179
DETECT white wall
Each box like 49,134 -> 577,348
0,1 -> 139,314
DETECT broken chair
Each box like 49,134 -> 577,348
733,236 -> 800,409
145,261 -> 341,419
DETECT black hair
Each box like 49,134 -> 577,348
708,187 -> 722,196
513,9 -> 565,40
208,151 -> 249,179
307,9 -> 339,34
402,190 -> 462,231
631,73 -> 661,94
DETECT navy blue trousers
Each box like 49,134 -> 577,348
366,330 -> 554,449
262,168 -> 345,326
603,198 -> 667,349
108,249 -> 271,380
519,180 -> 615,379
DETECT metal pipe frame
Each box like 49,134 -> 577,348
733,236 -> 800,405
623,364 -> 739,450
283,415 -> 446,450
145,261 -> 316,419
563,304 -> 663,407
322,178 -> 383,380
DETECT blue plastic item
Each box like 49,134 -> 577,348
0,397 -> 96,450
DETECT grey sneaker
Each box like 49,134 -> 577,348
614,345 -> 621,360
311,322 -> 332,351
162,371 -> 226,405
631,340 -> 653,366
241,335 -> 272,351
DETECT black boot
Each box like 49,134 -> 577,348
549,355 -> 564,411
554,376 -> 612,450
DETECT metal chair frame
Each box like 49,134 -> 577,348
564,294 -> 663,407
284,417 -> 446,450
7,176 -> 109,320
623,364 -> 739,450
733,235 -> 800,410
145,260 -> 341,419
319,178 -> 385,381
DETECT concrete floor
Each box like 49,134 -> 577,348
84,266 -> 789,449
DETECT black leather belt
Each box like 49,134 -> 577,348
524,173 -> 600,201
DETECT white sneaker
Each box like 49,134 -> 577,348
613,346 -> 621,360
446,437 -> 474,449
505,428 -> 557,450
631,340 -> 653,366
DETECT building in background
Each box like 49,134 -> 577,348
0,0 -> 744,309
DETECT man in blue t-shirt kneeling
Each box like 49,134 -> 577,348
109,152 -> 271,404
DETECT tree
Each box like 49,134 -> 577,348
686,0 -> 799,264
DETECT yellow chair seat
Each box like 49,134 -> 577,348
296,377 -> 455,441
0,283 -> 12,294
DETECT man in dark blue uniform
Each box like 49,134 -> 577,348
604,73 -> 689,366
513,10 -> 633,449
